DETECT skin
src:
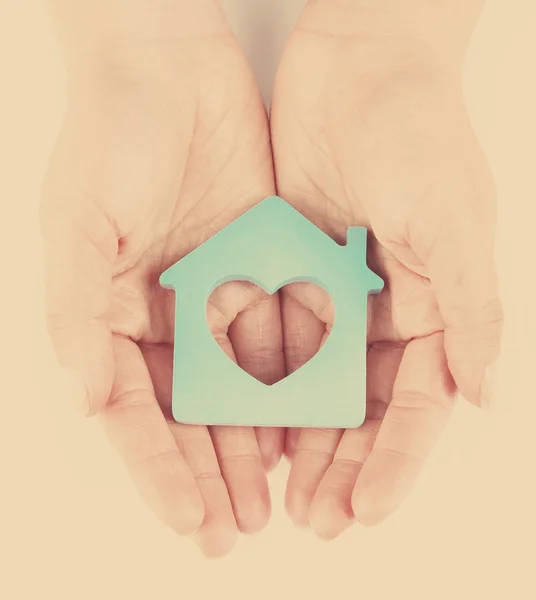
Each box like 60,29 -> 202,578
271,0 -> 502,538
41,1 -> 286,557
41,0 -> 503,555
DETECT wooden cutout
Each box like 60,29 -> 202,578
160,196 -> 384,428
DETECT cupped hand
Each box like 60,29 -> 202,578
270,21 -> 503,539
40,6 -> 285,557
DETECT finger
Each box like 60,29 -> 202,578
209,426 -> 271,535
170,424 -> 239,558
100,335 -> 205,536
280,283 -> 328,462
206,282 -> 277,535
207,419 -> 270,538
352,332 -> 457,526
228,292 -> 286,472
40,163 -> 117,415
284,428 -> 343,527
284,428 -> 302,462
309,343 -> 403,540
256,427 -> 286,473
142,344 -> 238,558
281,282 -> 334,367
408,180 -> 503,407
279,282 -> 337,526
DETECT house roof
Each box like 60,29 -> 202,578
160,195 -> 383,295
161,196 -> 337,279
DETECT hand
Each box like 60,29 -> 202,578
270,4 -> 503,539
40,2 -> 285,557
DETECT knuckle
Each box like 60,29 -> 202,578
240,347 -> 283,362
130,447 -> 180,470
391,390 -> 442,410
374,444 -> 423,464
298,428 -> 341,453
219,451 -> 262,465
192,470 -> 223,482
329,458 -> 362,479
294,448 -> 335,463
107,388 -> 156,410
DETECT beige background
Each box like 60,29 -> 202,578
1,0 -> 535,598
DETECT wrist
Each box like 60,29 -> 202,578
297,0 -> 485,70
48,0 -> 235,96
48,0 -> 230,64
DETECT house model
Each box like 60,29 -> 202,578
160,195 -> 384,429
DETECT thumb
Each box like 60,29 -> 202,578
408,195 -> 503,408
40,145 -> 117,416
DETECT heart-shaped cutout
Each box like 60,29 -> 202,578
206,280 -> 334,386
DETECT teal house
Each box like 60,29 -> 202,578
160,195 -> 383,429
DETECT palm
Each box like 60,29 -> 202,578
107,37 -> 278,353
43,34 -> 285,556
270,29 -> 497,538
